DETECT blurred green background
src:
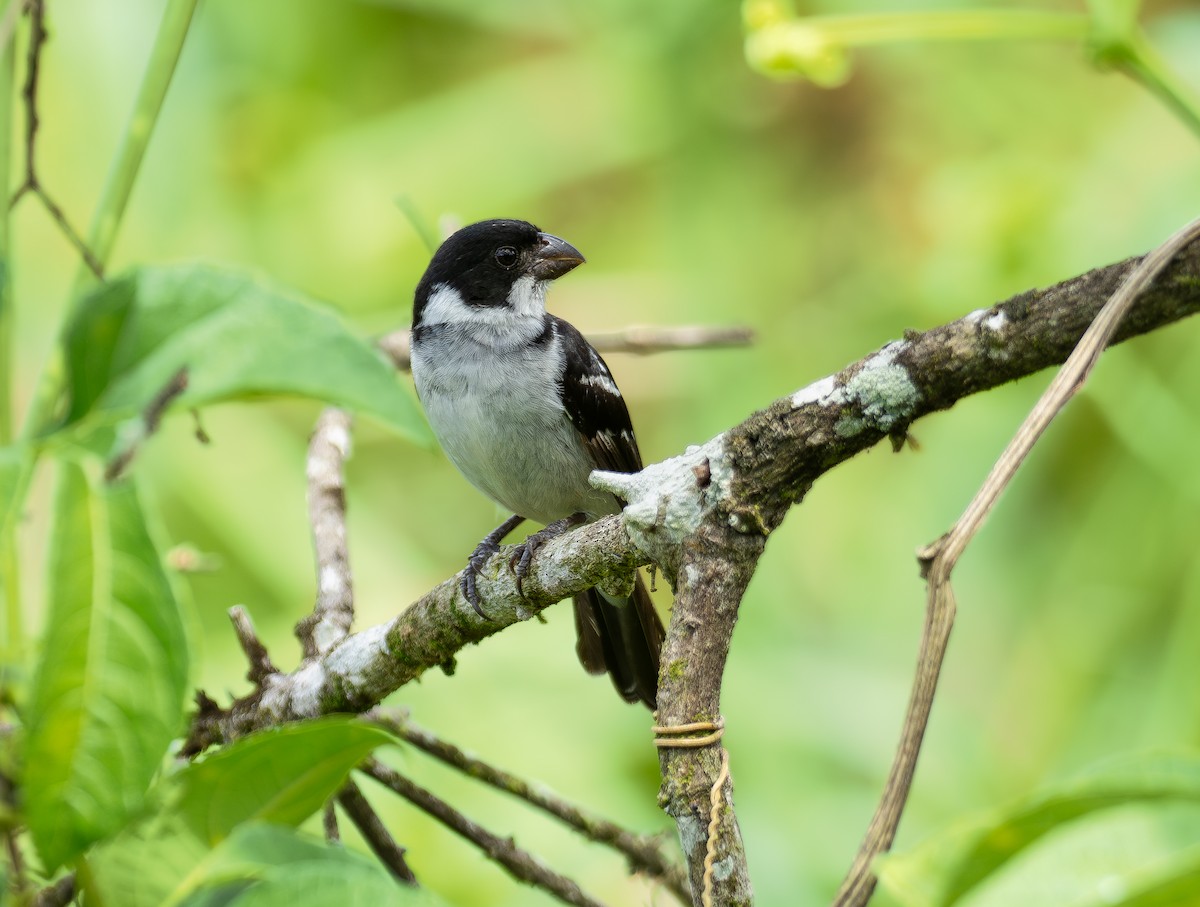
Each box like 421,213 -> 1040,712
9,0 -> 1200,904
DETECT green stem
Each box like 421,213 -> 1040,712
1116,30 -> 1200,140
1,0 -> 198,667
72,0 -> 199,298
790,10 -> 1089,47
0,1 -> 19,675
20,0 -> 198,442
746,9 -> 1090,85
0,1 -> 13,448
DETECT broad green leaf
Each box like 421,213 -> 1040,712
196,822 -> 381,882
61,264 -> 428,442
88,817 -> 405,907
225,862 -> 433,907
175,719 -> 394,844
23,461 -> 190,871
876,751 -> 1200,907
1074,844 -> 1200,907
85,808 -> 211,907
178,886 -> 251,907
193,823 -> 440,906
87,721 -> 392,905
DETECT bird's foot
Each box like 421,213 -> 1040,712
460,514 -> 525,619
509,512 -> 587,596
460,538 -> 500,618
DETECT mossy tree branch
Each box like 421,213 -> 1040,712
186,241 -> 1200,905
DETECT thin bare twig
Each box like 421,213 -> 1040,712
10,0 -> 104,279
30,185 -> 104,279
377,324 -> 753,372
585,324 -> 754,355
295,407 -> 355,658
360,758 -> 607,907
104,366 -> 189,482
3,829 -> 23,895
12,0 -> 46,205
0,764 -> 27,897
323,800 -> 339,844
336,779 -> 417,885
228,605 -> 278,687
832,216 -> 1200,907
369,708 -> 689,903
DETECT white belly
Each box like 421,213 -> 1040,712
412,330 -> 618,525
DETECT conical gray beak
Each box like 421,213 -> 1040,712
531,232 -> 586,280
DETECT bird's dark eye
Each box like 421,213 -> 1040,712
493,246 -> 519,269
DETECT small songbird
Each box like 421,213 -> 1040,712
409,219 -> 664,708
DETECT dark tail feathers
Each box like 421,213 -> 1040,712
572,574 -> 664,709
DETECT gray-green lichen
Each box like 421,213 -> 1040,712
711,855 -> 737,882
837,342 -> 921,435
590,434 -> 733,559
676,813 -> 705,858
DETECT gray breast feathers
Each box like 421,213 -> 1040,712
412,323 -> 619,524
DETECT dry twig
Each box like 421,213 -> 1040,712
370,708 -> 690,903
378,324 -> 753,371
104,367 -> 189,482
361,758 -> 607,907
336,779 -> 417,885
10,0 -> 104,279
323,800 -> 339,844
296,407 -> 355,658
227,605 -> 277,687
831,216 -> 1200,907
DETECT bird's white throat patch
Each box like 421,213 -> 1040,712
421,281 -> 550,348
506,274 -> 548,318
422,279 -> 548,324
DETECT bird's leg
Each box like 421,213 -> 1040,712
509,512 -> 588,596
462,514 -> 525,618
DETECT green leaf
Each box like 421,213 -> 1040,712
23,461 -> 190,871
61,264 -> 429,442
1074,844 -> 1200,906
88,815 -> 426,907
224,862 -> 430,907
193,823 -> 439,906
178,885 -> 252,907
197,822 -> 378,881
876,751 -> 1200,907
84,808 -> 211,907
175,719 -> 394,844
87,716 -> 392,907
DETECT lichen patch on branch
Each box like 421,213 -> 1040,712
590,435 -> 735,569
834,341 -> 921,437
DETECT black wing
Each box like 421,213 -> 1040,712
555,317 -> 662,709
554,316 -> 643,475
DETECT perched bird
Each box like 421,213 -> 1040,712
409,219 -> 664,708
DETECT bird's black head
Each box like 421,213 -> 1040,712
413,219 -> 585,326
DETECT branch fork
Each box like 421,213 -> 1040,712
186,227 -> 1200,907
